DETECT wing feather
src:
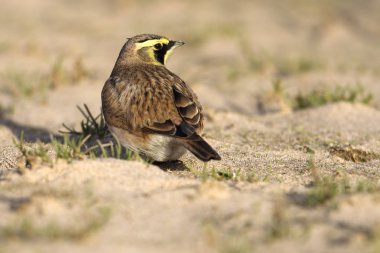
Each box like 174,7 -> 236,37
142,87 -> 202,139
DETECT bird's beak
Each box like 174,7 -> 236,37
169,40 -> 185,49
174,41 -> 185,47
164,40 -> 185,64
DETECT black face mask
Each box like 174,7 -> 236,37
154,44 -> 169,65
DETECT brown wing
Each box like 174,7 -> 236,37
102,66 -> 203,138
142,84 -> 204,139
143,83 -> 220,161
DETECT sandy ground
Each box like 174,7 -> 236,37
1,0 -> 380,252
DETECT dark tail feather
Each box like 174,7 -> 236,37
180,134 -> 221,162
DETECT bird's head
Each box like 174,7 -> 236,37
119,34 -> 185,65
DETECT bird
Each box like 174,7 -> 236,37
101,34 -> 221,162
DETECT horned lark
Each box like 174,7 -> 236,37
101,34 -> 221,162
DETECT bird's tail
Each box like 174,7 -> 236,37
180,134 -> 221,162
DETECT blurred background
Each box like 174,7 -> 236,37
1,1 -> 380,252
0,0 -> 379,128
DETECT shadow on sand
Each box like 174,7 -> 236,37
0,117 -> 191,172
0,118 -> 58,143
153,160 -> 190,172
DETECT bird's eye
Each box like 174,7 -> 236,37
154,43 -> 163,50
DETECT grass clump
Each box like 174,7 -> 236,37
0,103 -> 15,117
306,176 -> 348,207
239,38 -> 323,77
194,166 -> 259,183
14,132 -> 54,170
293,84 -> 373,110
0,207 -> 111,241
202,221 -> 254,253
14,131 -> 89,170
267,197 -> 290,241
0,57 -> 91,102
61,104 -> 108,139
50,57 -> 89,89
265,56 -> 323,78
219,236 -> 254,253
260,82 -> 374,114
60,104 -> 139,160
369,225 -> 380,253
0,71 -> 50,101
14,105 -> 139,170
305,155 -> 380,207
51,135 -> 90,162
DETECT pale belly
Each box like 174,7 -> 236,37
108,126 -> 187,162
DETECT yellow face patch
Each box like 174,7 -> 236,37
135,38 -> 170,50
164,47 -> 175,64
